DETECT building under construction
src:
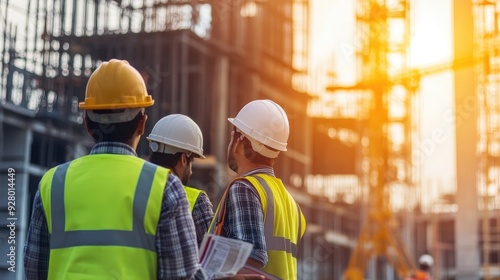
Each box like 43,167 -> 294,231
2,0 -> 500,280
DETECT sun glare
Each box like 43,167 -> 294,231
303,0 -> 456,208
409,0 -> 453,69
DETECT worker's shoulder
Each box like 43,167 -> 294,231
184,185 -> 205,194
144,162 -> 179,186
42,160 -> 72,176
227,176 -> 263,197
229,176 -> 254,188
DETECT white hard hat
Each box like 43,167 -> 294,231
228,99 -> 289,158
147,114 -> 205,158
418,254 -> 434,267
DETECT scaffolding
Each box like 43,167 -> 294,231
474,1 -> 500,279
332,0 -> 417,279
0,0 -> 311,175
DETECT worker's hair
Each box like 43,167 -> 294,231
232,128 -> 274,166
85,110 -> 144,143
148,152 -> 183,169
419,263 -> 431,271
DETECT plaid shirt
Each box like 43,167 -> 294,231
192,192 -> 214,247
221,167 -> 276,267
23,142 -> 205,280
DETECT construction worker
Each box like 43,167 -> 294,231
209,99 -> 307,280
23,59 -> 263,280
406,254 -> 434,280
147,114 -> 214,247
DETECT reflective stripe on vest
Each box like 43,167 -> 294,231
184,186 -> 203,213
49,161 -> 158,251
251,175 -> 302,258
245,174 -> 305,280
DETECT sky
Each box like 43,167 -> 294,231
408,0 -> 456,204
308,0 -> 456,207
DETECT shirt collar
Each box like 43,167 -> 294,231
241,166 -> 275,177
89,142 -> 138,157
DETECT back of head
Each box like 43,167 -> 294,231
418,254 -> 433,271
147,114 -> 205,158
228,99 -> 289,159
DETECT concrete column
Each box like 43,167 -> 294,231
0,122 -> 32,280
453,0 -> 480,279
213,56 -> 230,190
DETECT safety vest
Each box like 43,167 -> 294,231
39,154 -> 169,279
247,174 -> 305,280
210,174 -> 306,280
406,270 -> 432,280
184,186 -> 203,212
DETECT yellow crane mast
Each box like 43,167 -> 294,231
341,1 -> 416,278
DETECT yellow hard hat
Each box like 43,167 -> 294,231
79,59 -> 154,110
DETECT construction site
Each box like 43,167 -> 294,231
0,0 -> 500,279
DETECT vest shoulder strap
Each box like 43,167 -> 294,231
208,176 -> 249,235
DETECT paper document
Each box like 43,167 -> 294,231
199,234 -> 254,279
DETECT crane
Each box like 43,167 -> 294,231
326,1 -> 477,279
331,2 -> 416,278
332,56 -> 475,280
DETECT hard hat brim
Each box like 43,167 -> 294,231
148,139 -> 206,159
79,100 -> 154,110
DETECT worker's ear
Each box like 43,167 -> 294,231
83,115 -> 94,139
181,153 -> 188,166
234,134 -> 246,155
136,114 -> 148,136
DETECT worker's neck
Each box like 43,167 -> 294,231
128,133 -> 142,151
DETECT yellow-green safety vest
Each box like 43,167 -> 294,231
210,174 -> 306,280
184,186 -> 203,212
246,174 -> 306,280
39,154 -> 169,279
